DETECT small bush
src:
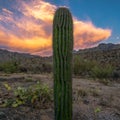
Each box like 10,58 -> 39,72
112,70 -> 120,80
0,61 -> 18,73
90,64 -> 113,79
89,89 -> 100,97
73,56 -> 96,76
73,56 -> 115,80
3,82 -> 53,108
99,79 -> 110,85
77,88 -> 88,98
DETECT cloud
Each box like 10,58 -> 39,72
19,0 -> 56,23
74,19 -> 111,49
0,0 -> 54,56
2,8 -> 13,15
0,0 -> 111,56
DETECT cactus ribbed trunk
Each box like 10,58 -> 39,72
53,7 -> 73,120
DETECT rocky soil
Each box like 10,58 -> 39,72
0,73 -> 120,120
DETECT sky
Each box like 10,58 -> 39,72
0,0 -> 119,56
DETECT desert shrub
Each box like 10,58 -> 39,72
18,62 -> 52,73
89,89 -> 100,97
18,65 -> 28,73
41,63 -> 52,73
73,56 -> 85,75
73,55 -> 115,80
3,82 -> 53,108
91,64 -> 113,79
99,79 -> 110,85
0,61 -> 18,73
112,70 -> 120,80
77,88 -> 88,98
73,56 -> 96,76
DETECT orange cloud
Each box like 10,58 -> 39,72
74,19 -> 111,49
20,0 -> 56,23
0,28 -> 52,52
0,0 -> 112,56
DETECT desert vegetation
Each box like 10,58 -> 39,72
2,81 -> 53,108
0,49 -> 120,120
0,59 -> 52,74
0,53 -> 120,80
0,73 -> 120,120
73,55 -> 118,80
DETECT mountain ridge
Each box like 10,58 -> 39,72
0,43 -> 120,73
75,43 -> 120,54
74,43 -> 120,71
0,43 -> 120,58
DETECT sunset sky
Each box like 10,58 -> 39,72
0,0 -> 119,56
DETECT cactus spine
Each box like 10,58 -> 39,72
53,7 -> 73,120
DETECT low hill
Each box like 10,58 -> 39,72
0,49 -> 52,73
75,43 -> 120,70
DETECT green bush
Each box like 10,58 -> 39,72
3,82 -> 53,108
0,61 -> 18,73
0,60 -> 53,73
73,55 -> 114,80
73,56 -> 96,76
91,64 -> 113,79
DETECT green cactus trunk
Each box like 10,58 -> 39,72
53,7 -> 73,120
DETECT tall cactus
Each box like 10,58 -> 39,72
53,7 -> 73,120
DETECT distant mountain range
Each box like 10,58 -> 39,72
74,43 -> 120,70
0,48 -> 50,62
74,43 -> 120,53
0,43 -> 120,71
0,48 -> 51,73
1,43 -> 120,58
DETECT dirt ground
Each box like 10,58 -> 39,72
0,73 -> 120,120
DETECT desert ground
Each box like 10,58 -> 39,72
0,73 -> 120,120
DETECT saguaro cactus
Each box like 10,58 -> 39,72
53,7 -> 73,120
